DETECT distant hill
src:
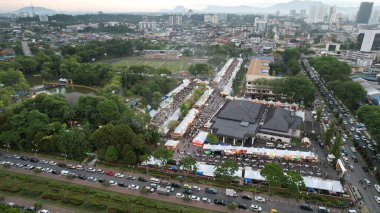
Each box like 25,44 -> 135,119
15,6 -> 56,15
160,5 -> 188,14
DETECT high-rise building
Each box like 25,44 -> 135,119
204,14 -> 219,25
290,10 -> 296,17
138,22 -> 157,30
328,6 -> 337,24
169,15 -> 182,26
369,10 -> 380,25
276,11 -> 280,17
356,2 -> 374,24
39,15 -> 48,22
355,29 -> 380,52
308,5 -> 328,23
254,17 -> 267,32
300,10 -> 307,19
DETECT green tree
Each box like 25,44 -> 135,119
207,133 -> 219,144
357,105 -> 380,144
152,91 -> 163,110
121,144 -> 137,165
326,80 -> 366,110
153,147 -> 173,165
331,135 -> 342,164
188,63 -> 213,79
316,106 -> 323,122
287,170 -> 305,194
105,145 -> 119,162
260,163 -> 288,191
58,129 -> 87,159
179,155 -> 196,175
215,159 -> 239,181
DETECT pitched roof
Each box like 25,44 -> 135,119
215,100 -> 263,123
261,108 -> 302,132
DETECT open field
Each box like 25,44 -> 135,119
101,56 -> 207,72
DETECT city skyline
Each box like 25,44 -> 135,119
0,0 -> 379,12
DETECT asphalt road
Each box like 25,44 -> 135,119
0,152 -> 342,213
302,58 -> 380,212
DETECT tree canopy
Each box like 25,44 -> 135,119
326,80 -> 366,110
308,56 -> 351,82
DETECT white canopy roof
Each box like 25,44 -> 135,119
213,58 -> 234,83
195,88 -> 214,108
303,176 -> 344,193
196,162 -> 241,177
173,108 -> 199,135
193,131 -> 208,144
164,139 -> 179,148
203,144 -> 318,159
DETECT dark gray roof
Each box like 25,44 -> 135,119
210,100 -> 263,140
261,108 -> 302,133
212,118 -> 258,140
214,100 -> 264,123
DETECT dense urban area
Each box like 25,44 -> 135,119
0,0 -> 380,213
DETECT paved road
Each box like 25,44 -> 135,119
21,41 -> 32,56
302,58 -> 380,212
0,152 -> 345,213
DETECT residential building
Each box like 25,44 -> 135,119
254,18 -> 267,32
290,10 -> 296,17
245,56 -> 282,100
276,11 -> 280,17
308,5 -> 328,23
39,15 -> 48,22
356,2 -> 374,24
300,10 -> 307,19
328,6 -> 337,24
204,14 -> 219,25
138,21 -> 157,30
325,43 -> 340,52
169,15 -> 183,26
355,29 -> 380,52
369,10 -> 380,25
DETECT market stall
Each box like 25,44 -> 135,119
192,131 -> 208,147
171,108 -> 199,139
164,140 -> 180,150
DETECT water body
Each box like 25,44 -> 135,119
26,75 -> 96,104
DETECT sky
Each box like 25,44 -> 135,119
0,0 -> 379,12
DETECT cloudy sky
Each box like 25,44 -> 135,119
0,0 -> 377,12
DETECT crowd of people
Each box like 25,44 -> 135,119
186,59 -> 241,139
151,82 -> 195,126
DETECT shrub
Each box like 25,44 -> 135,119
34,202 -> 42,209
61,196 -> 84,206
94,193 -> 110,199
1,182 -> 22,193
41,193 -> 62,201
108,206 -> 129,213
20,188 -> 43,197
227,202 -> 237,209
33,168 -> 42,173
84,199 -> 107,210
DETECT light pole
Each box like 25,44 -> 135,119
62,153 -> 68,163
32,149 -> 38,157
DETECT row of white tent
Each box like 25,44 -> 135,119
221,58 -> 243,96
196,162 -> 344,193
213,58 -> 234,84
194,88 -> 214,108
172,108 -> 199,137
202,144 -> 318,160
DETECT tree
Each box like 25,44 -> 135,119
357,105 -> 380,144
58,129 -> 87,159
215,159 -> 239,181
331,135 -> 342,164
326,80 -> 366,110
323,126 -> 335,148
168,120 -> 180,132
179,155 -> 196,175
153,147 -> 173,165
152,92 -> 163,110
260,163 -> 288,191
121,144 -> 137,165
208,55 -> 226,68
188,63 -> 212,79
309,56 -> 351,82
287,170 -> 305,194
316,106 -> 323,122
105,145 -> 119,162
207,133 -> 219,144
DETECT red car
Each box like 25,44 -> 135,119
105,171 -> 114,176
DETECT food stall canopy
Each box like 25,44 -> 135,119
192,131 -> 208,147
195,88 -> 214,108
213,59 -> 234,83
164,140 -> 179,149
173,108 -> 199,136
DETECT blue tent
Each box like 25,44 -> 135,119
196,171 -> 203,176
244,178 -> 252,183
171,166 -> 177,171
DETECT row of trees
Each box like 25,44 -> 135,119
357,105 -> 380,147
326,80 -> 366,110
252,76 -> 316,107
0,69 -> 29,109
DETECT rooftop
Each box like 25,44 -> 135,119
246,56 -> 275,82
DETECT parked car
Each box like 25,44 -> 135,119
318,206 -> 331,213
105,171 -> 114,176
300,204 -> 313,211
255,196 -> 266,203
214,199 -> 226,206
241,195 -> 253,200
138,177 -> 147,182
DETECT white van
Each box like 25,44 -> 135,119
265,142 -> 275,148
60,170 -> 69,176
150,178 -> 160,184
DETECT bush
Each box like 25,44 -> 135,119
108,206 -> 129,213
34,202 -> 42,209
33,168 -> 42,173
94,193 -> 110,199
1,182 -> 22,193
227,202 -> 237,209
84,199 -> 107,210
20,187 -> 43,197
61,196 -> 84,206
41,193 -> 62,201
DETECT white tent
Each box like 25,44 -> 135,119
192,131 -> 208,147
303,176 -> 344,193
164,140 -> 179,149
172,108 -> 199,136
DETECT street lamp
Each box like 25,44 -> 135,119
32,149 -> 38,157
62,153 -> 68,163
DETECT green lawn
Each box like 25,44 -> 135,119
111,57 -> 195,72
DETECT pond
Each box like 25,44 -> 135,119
26,75 -> 97,104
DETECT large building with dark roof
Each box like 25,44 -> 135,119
210,100 -> 303,146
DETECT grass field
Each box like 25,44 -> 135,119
0,169 -> 217,213
106,57 -> 203,72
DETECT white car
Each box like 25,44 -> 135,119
127,175 -> 136,180
87,167 -> 96,173
109,180 -> 118,186
41,160 -> 49,164
114,173 -> 125,178
202,197 -> 211,203
342,156 -> 349,162
364,179 -> 371,186
176,193 -> 184,198
375,184 -> 380,193
374,196 -> 380,204
97,169 -> 104,174
255,196 -> 266,203
190,195 -> 200,202
75,165 -> 84,170
48,161 -> 57,166
87,176 -> 97,182
351,147 -> 357,153
166,186 -> 174,192
192,186 -> 201,191
129,184 -> 140,190
38,210 -> 50,213
42,168 -> 53,173
250,205 -> 262,211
